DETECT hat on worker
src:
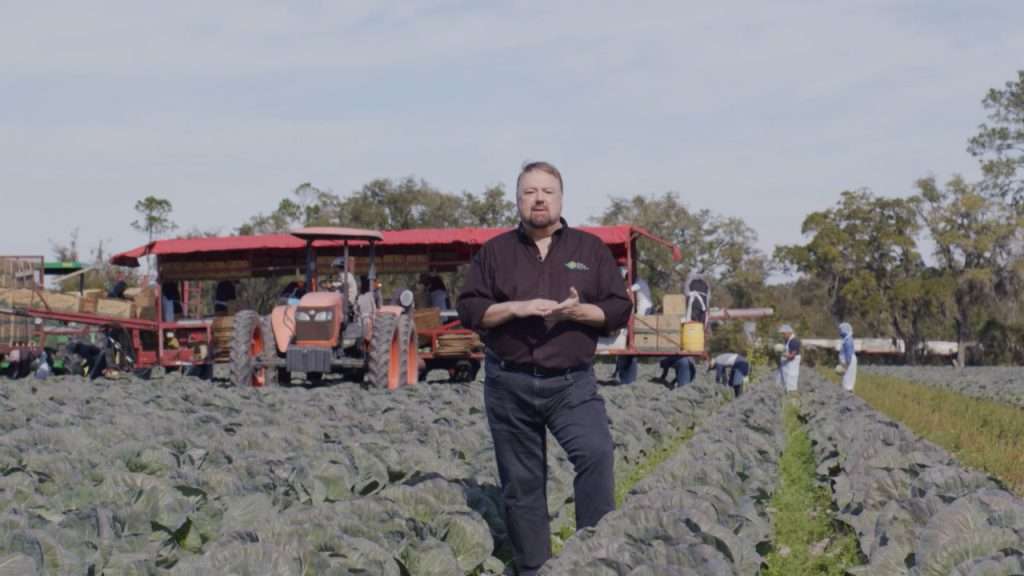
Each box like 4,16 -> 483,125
839,322 -> 853,336
331,256 -> 346,269
778,324 -> 794,334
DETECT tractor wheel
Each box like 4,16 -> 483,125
366,311 -> 401,390
230,311 -> 278,387
398,314 -> 418,387
277,367 -> 291,385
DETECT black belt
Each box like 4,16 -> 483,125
497,359 -> 590,378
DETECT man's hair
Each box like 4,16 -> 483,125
516,161 -> 563,191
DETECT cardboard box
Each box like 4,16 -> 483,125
34,291 -> 80,313
133,287 -> 157,309
635,333 -> 660,351
634,315 -> 659,334
662,294 -> 686,315
96,298 -> 134,319
135,305 -> 157,321
657,314 -> 682,331
0,288 -> 35,308
415,308 -> 443,331
658,330 -> 682,351
79,297 -> 98,314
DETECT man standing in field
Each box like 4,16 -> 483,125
457,161 -> 632,575
778,324 -> 801,392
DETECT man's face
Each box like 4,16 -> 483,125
517,170 -> 563,229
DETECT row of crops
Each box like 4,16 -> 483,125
542,382 -> 785,575
0,367 -> 729,575
862,365 -> 1024,408
801,372 -> 1024,575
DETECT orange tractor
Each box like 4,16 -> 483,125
229,227 -> 418,389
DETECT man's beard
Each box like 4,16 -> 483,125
524,209 -> 557,229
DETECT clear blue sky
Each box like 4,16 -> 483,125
2,1 -> 1022,261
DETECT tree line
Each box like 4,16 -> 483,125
61,72 -> 1023,365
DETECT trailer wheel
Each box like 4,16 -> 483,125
366,312 -> 401,390
450,359 -> 480,383
398,314 -> 418,387
230,311 -> 277,387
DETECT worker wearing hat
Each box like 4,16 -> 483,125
777,324 -> 801,392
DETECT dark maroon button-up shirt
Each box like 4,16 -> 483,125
457,220 -> 632,370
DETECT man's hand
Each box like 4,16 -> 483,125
546,287 -> 606,327
479,298 -> 558,328
515,298 -> 560,318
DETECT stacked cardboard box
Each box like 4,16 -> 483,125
96,298 -> 134,319
34,292 -> 80,313
633,314 -> 682,352
132,287 -> 157,321
0,288 -> 35,309
662,294 -> 686,316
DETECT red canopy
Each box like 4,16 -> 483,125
111,225 -> 680,271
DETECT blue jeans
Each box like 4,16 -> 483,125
614,355 -> 638,384
659,356 -> 695,388
484,359 -> 615,576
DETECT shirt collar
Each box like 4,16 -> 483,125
516,217 -> 569,244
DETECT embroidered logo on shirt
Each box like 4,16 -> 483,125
565,261 -> 589,271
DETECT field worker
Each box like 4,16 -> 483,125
612,267 -> 652,384
331,257 -> 358,313
658,355 -> 696,389
213,280 -> 237,315
709,352 -> 739,384
419,273 -> 451,310
457,161 -> 631,575
838,322 -> 857,391
107,273 -> 128,299
777,324 -> 801,392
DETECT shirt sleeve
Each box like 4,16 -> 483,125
456,248 -> 496,332
591,241 -> 632,334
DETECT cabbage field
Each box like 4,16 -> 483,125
2,364 -> 1023,575
0,365 -> 728,575
862,365 -> 1024,408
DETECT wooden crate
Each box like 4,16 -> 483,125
662,294 -> 686,315
211,316 -> 235,360
634,315 -> 659,334
635,333 -> 660,351
96,298 -> 134,319
435,333 -> 481,356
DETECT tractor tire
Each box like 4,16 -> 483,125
230,311 -> 277,387
398,314 -> 418,387
260,316 -> 281,386
366,311 -> 401,390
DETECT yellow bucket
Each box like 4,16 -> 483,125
680,321 -> 704,353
